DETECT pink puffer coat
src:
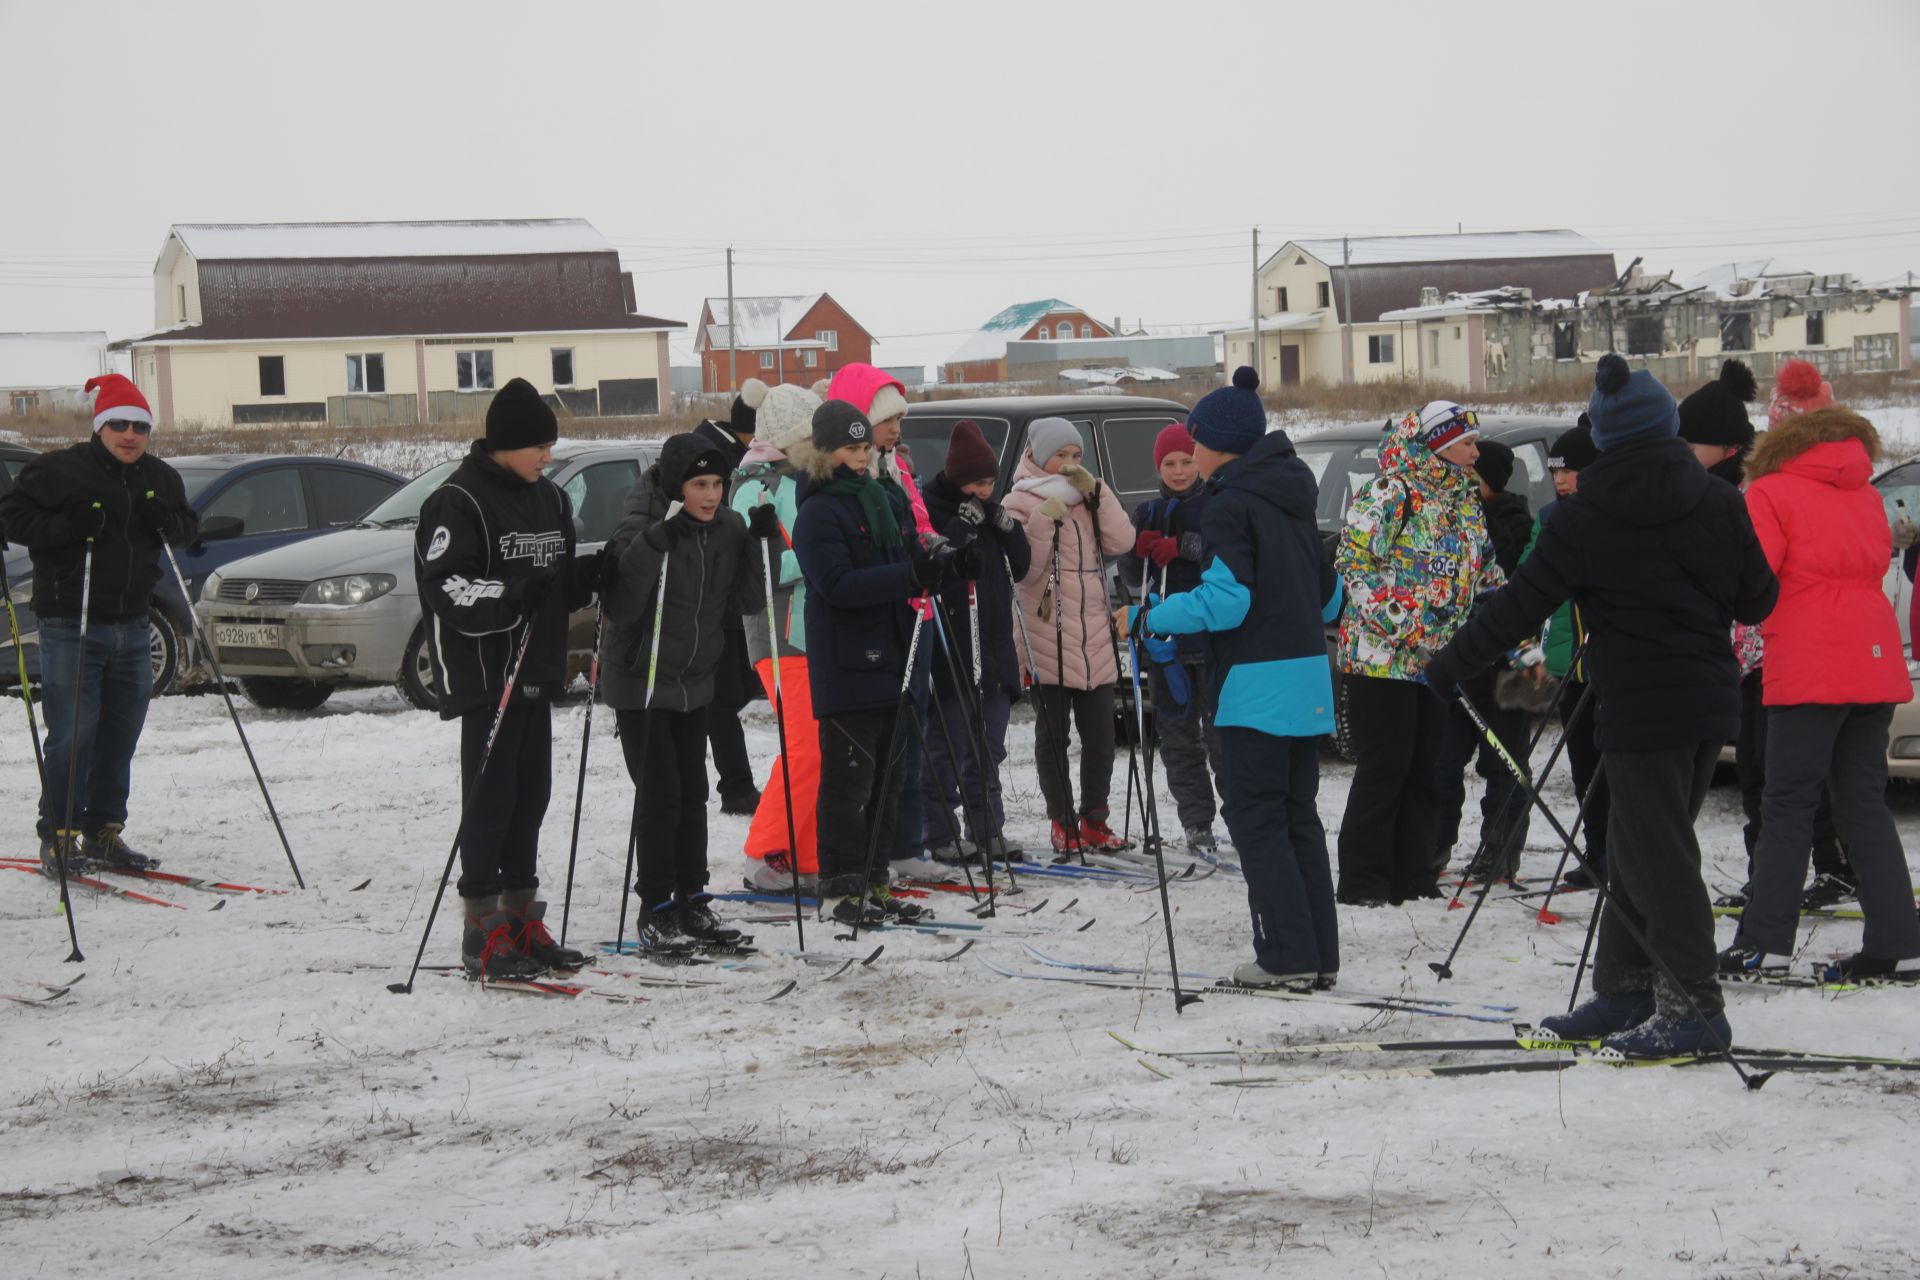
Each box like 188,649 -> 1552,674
1001,451 -> 1133,688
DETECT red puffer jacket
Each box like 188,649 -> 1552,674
1745,407 -> 1912,707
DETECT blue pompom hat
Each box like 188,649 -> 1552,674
1587,353 -> 1679,450
1189,366 -> 1267,456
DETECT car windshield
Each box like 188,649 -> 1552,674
176,468 -> 225,502
357,459 -> 462,527
1294,440 -> 1379,531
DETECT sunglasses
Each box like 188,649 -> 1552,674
102,419 -> 152,436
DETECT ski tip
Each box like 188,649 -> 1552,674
1075,918 -> 1096,932
863,945 -> 885,965
350,878 -> 372,891
209,899 -> 227,912
760,979 -> 798,1002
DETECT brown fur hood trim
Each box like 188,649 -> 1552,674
1746,405 -> 1881,481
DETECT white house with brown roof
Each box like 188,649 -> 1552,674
115,219 -> 683,429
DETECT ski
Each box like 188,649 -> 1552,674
1724,967 -> 1920,992
598,938 -> 757,963
437,971 -> 650,1003
978,954 -> 1509,1023
2,862 -> 186,909
1025,945 -> 1520,1013
3,975 -> 85,1007
1202,1053 -> 1920,1087
0,856 -> 288,896
1108,1027 -> 1920,1068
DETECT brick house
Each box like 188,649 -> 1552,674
942,300 -> 1117,384
695,294 -> 874,393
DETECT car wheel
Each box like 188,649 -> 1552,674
238,676 -> 334,712
149,609 -> 182,695
1331,670 -> 1357,762
399,625 -> 440,712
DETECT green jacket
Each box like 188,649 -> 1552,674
732,461 -> 806,659
1521,505 -> 1585,680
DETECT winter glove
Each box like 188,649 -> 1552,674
136,489 -> 172,539
1420,645 -> 1468,702
592,545 -> 620,592
1039,497 -> 1069,524
641,501 -> 690,554
747,502 -> 783,542
954,542 -> 983,581
1145,536 -> 1179,569
984,499 -> 1016,534
1143,637 -> 1192,720
1058,463 -> 1097,496
67,497 -> 106,542
1177,531 -> 1204,564
507,564 -> 560,615
957,498 -> 989,531
1132,530 -> 1167,561
908,543 -> 944,593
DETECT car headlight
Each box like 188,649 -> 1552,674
200,571 -> 222,604
301,574 -> 397,606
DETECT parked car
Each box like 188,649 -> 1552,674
1867,457 -> 1920,781
0,440 -> 33,489
2,451 -> 403,693
196,442 -> 663,711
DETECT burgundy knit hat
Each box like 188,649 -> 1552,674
1153,422 -> 1195,470
945,420 -> 998,488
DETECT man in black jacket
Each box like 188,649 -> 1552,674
1428,356 -> 1777,1056
694,378 -> 767,816
0,374 -> 196,877
414,378 -> 596,979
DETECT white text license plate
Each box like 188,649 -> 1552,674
213,622 -> 283,649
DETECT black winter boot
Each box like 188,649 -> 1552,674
39,830 -> 80,880
82,822 -> 157,872
677,894 -> 745,945
504,890 -> 586,970
462,895 -> 546,980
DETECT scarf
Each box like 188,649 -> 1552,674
822,468 -> 904,552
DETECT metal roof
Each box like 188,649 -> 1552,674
169,220 -> 614,261
946,299 -> 1101,366
1277,230 -> 1607,270
698,295 -> 826,350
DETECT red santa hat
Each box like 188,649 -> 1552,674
85,374 -> 153,433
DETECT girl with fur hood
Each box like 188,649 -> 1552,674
1001,417 -> 1134,854
1333,402 -> 1506,905
1722,405 -> 1920,980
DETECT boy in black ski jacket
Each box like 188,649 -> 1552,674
603,432 -> 771,946
414,379 -> 597,979
917,421 -> 1030,863
1121,422 -> 1225,852
692,378 -> 769,817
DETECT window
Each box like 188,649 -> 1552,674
1317,282 -> 1331,309
1081,324 -> 1093,338
815,330 -> 838,352
258,355 -> 286,397
455,349 -> 494,391
1037,325 -> 1050,340
201,468 -> 309,537
176,284 -> 187,322
1368,334 -> 1395,364
759,351 -> 775,370
551,348 -> 574,387
561,459 -> 642,545
345,353 -> 385,394
1719,311 -> 1753,352
1277,286 -> 1289,312
1100,416 -> 1184,498
1428,330 -> 1441,367
312,466 -> 402,526
1553,320 -> 1578,361
896,416 -> 1013,479
1626,314 -> 1663,356
803,350 -> 819,368
1806,310 -> 1826,346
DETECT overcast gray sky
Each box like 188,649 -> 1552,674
3,0 -> 1916,376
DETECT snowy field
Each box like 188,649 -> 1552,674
3,687 -> 1918,1279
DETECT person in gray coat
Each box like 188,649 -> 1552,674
604,432 -> 773,944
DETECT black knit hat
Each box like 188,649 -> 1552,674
658,432 -> 730,495
1678,359 -> 1758,449
1548,420 -> 1599,473
730,377 -> 768,440
485,377 -> 558,451
811,400 -> 872,453
1474,439 -> 1516,492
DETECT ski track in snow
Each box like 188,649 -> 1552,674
3,689 -> 1919,1278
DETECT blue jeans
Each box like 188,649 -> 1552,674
1219,727 -> 1339,977
37,616 -> 153,840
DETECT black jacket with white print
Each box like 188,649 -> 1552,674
414,441 -> 592,719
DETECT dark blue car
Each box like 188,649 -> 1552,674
2,451 -> 403,692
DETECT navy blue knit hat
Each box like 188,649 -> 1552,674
1587,354 -> 1678,450
1189,366 -> 1266,455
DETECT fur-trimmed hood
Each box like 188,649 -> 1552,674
1747,406 -> 1880,482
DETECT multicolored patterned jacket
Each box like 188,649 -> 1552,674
1334,411 -> 1505,682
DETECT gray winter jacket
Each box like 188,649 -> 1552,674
602,472 -> 763,713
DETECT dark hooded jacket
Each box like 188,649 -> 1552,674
791,466 -> 920,718
920,469 -> 1030,699
1431,434 -> 1778,751
1146,430 -> 1344,738
1479,490 -> 1533,578
1122,478 -> 1212,660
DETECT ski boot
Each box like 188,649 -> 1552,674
1822,952 -> 1907,983
868,879 -> 931,923
1533,991 -> 1654,1041
462,896 -> 546,980
633,898 -> 686,952
82,822 -> 157,872
929,836 -> 980,866
503,891 -> 585,970
1078,815 -> 1130,853
1183,827 -> 1220,854
1560,863 -> 1604,892
1229,961 -> 1316,992
1716,942 -> 1772,976
1801,874 -> 1857,910
744,851 -> 817,895
38,830 -> 80,881
1712,885 -> 1751,909
818,875 -> 884,929
1599,1009 -> 1731,1059
677,894 -> 746,946
1049,820 -> 1084,861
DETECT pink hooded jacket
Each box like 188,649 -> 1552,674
1001,451 -> 1132,688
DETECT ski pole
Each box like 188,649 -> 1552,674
758,506 -> 806,950
903,677 -> 984,906
1,552 -> 45,788
1086,483 -> 1140,851
50,510 -> 97,963
161,537 -> 304,888
387,620 -> 535,994
1121,559 -> 1154,842
932,590 -> 1018,892
1127,605 -> 1197,1013
557,599 -> 604,947
849,600 -> 930,942
1449,684 -> 1770,1090
1045,518 -> 1082,863
615,502 -> 678,959
1534,685 -> 1605,925
926,597 -> 996,906
1566,861 -> 1608,1011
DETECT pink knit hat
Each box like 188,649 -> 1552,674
1152,422 -> 1195,470
1768,359 -> 1835,428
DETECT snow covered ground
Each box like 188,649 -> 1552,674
4,688 -> 1919,1278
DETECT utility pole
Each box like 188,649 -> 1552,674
1251,227 -> 1262,383
726,245 -> 737,394
1342,235 -> 1355,387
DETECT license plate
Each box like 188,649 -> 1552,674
213,622 -> 283,649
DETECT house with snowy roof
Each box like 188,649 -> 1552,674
693,294 -> 873,393
0,332 -> 111,415
113,219 -> 682,429
941,300 -> 1117,384
1219,230 -> 1618,392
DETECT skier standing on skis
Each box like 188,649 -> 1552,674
692,379 -> 768,819
1132,366 -> 1344,989
0,374 -> 194,877
1425,355 -> 1778,1055
415,378 -> 599,979
603,432 -> 771,947
1121,421 -> 1226,854
1001,416 -> 1134,856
